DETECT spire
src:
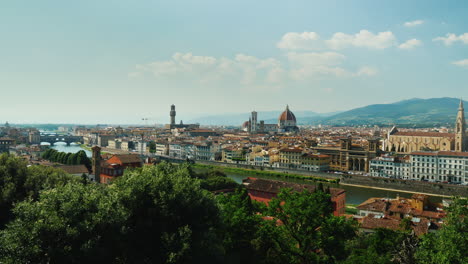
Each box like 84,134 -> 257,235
459,98 -> 464,110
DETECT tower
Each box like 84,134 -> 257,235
250,111 -> 258,133
92,146 -> 102,183
170,104 -> 176,126
455,99 -> 466,152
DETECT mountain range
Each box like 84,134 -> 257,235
187,97 -> 465,127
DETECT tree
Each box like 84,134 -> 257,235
0,163 -> 225,263
0,183 -> 124,263
342,228 -> 412,264
216,188 -> 263,263
415,197 -> 468,264
0,154 -> 80,227
113,164 -> 223,263
256,188 -> 357,263
148,141 -> 156,153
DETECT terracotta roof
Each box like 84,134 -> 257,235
361,215 -> 402,230
112,154 -> 142,164
57,165 -> 89,174
356,198 -> 389,212
393,131 -> 454,138
278,106 -> 296,122
411,151 -> 468,157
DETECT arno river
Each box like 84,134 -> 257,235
48,144 -> 443,205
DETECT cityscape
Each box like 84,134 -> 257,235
1,1 -> 467,263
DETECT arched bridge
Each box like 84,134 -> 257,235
40,135 -> 84,146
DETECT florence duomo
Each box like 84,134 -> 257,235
242,105 -> 299,134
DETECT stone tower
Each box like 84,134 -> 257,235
250,111 -> 258,133
170,104 -> 176,126
91,146 -> 101,183
455,99 -> 466,152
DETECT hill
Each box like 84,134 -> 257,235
320,97 -> 465,127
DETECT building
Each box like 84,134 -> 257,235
28,130 -> 41,144
312,137 -> 381,172
242,105 -> 299,134
278,148 -> 331,171
356,194 -> 445,236
369,155 -> 411,179
165,105 -> 200,130
99,154 -> 143,184
278,105 -> 299,133
0,138 -> 14,153
409,151 -> 468,183
384,100 -> 466,153
243,177 -> 346,216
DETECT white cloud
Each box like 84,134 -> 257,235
326,30 -> 397,50
356,66 -> 378,76
433,33 -> 468,46
404,20 -> 424,27
135,52 -> 285,87
452,59 -> 468,67
398,39 -> 422,50
277,32 -> 322,50
134,52 -> 376,86
286,52 -> 377,80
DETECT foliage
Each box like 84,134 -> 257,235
415,197 -> 468,264
216,188 -> 263,263
148,141 -> 156,153
342,228 -> 412,264
42,149 -> 91,169
255,188 -> 357,263
0,154 -> 79,226
0,162 -> 224,263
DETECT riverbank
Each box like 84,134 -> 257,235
193,162 -> 465,198
193,163 -> 340,184
340,183 -> 452,198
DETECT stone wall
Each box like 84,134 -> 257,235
340,174 -> 468,197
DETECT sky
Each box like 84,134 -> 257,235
1,0 -> 468,124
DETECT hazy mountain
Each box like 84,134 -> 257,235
320,97 -> 465,126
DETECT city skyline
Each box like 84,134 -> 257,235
2,1 -> 468,123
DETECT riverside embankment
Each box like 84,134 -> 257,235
192,160 -> 467,200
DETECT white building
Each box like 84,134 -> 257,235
369,155 -> 411,179
410,151 -> 468,183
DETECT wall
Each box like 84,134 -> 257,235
341,174 -> 468,197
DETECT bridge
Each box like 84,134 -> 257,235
40,135 -> 84,146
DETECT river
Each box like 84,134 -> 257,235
37,144 -> 444,205
41,142 -> 91,157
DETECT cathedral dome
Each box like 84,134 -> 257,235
278,105 -> 296,122
242,121 -> 250,128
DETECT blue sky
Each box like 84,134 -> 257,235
1,0 -> 468,124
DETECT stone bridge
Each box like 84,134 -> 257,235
40,135 -> 84,146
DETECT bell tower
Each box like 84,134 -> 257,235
170,104 -> 176,126
91,146 -> 101,183
455,99 -> 466,152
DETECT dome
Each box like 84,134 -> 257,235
242,121 -> 250,128
278,105 -> 296,122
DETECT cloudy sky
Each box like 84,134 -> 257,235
1,0 -> 468,124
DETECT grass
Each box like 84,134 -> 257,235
345,204 -> 359,215
192,163 -> 340,184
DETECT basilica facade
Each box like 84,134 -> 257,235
384,100 -> 467,153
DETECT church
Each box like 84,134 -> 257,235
242,105 -> 299,134
384,100 -> 467,153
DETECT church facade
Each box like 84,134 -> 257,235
384,100 -> 467,153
